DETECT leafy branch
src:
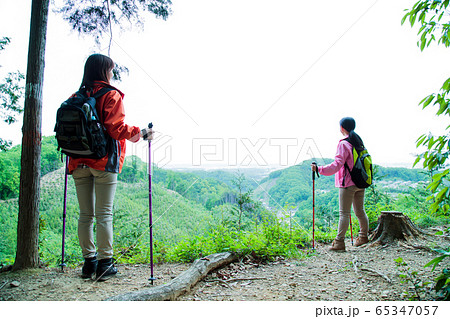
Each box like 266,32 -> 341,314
425,248 -> 450,300
0,36 -> 25,152
395,257 -> 433,301
403,1 -> 450,213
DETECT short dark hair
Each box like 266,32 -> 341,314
80,54 -> 115,89
339,117 -> 356,132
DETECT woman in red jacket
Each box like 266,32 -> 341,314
69,54 -> 152,281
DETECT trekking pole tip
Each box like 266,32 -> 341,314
148,277 -> 156,285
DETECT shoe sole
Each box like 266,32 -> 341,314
96,275 -> 114,282
355,241 -> 369,247
96,271 -> 118,282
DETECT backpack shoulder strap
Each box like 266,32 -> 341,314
341,138 -> 354,187
88,88 -> 116,125
93,87 -> 115,99
73,88 -> 89,99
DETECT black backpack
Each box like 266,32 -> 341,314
54,87 -> 114,159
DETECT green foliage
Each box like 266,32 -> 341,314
364,166 -> 396,228
0,199 -> 18,264
254,160 -> 434,234
118,155 -> 147,183
152,166 -> 235,210
402,0 -> 450,51
414,127 -> 450,213
376,166 -> 428,183
425,248 -> 450,300
0,71 -> 25,125
0,136 -> 63,200
434,269 -> 450,301
425,248 -> 450,271
40,136 -> 64,175
255,160 -> 335,209
232,172 -> 257,230
0,37 -> 10,50
187,169 -> 259,190
0,137 -> 447,269
403,1 -> 450,214
0,145 -> 20,199
166,213 -> 311,263
54,0 -> 172,62
395,257 -> 433,301
0,36 -> 25,151
388,0 -> 450,290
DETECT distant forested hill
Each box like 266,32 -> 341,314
0,136 -> 62,200
251,160 -> 428,210
0,162 -> 226,265
0,136 -> 440,267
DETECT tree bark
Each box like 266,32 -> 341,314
13,0 -> 49,270
106,252 -> 238,301
369,211 -> 423,246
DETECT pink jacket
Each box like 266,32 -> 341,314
318,139 -> 355,188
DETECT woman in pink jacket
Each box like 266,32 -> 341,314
311,117 -> 369,251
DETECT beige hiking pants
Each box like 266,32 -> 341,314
72,167 -> 118,260
337,185 -> 369,241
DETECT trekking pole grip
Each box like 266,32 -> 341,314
312,162 -> 318,180
143,123 -> 153,142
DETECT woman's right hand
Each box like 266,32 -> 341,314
141,127 -> 154,140
311,163 -> 318,172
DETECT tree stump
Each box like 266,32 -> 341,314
369,211 -> 423,246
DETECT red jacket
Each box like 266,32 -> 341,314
68,81 -> 141,174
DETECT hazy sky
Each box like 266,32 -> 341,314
1,0 -> 448,169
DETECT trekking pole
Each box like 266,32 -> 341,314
60,155 -> 69,271
147,122 -> 156,284
312,162 -> 319,249
349,213 -> 354,246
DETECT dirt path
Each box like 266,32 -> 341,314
0,236 -> 448,301
179,239 -> 447,301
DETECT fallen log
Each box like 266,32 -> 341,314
106,252 -> 238,301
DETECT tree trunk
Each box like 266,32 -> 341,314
13,0 -> 49,271
369,211 -> 423,246
106,252 -> 238,301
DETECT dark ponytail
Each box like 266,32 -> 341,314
340,117 -> 364,151
348,131 -> 364,152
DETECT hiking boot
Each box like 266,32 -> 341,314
355,236 -> 369,247
81,256 -> 97,279
329,239 -> 345,251
96,258 -> 117,282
